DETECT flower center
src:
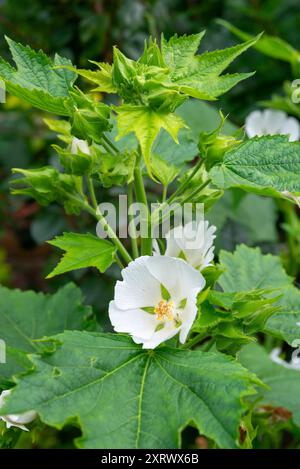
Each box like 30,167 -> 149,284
154,299 -> 175,321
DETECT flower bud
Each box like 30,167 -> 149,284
0,389 -> 37,431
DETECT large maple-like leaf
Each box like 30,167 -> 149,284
1,331 -> 260,449
0,284 -> 93,384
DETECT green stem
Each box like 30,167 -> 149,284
90,205 -> 133,265
100,137 -> 113,154
162,185 -> 167,203
181,333 -> 206,349
168,158 -> 204,204
115,254 -> 125,269
87,177 -> 98,210
202,337 -> 215,352
179,179 -> 211,204
279,200 -> 299,276
102,134 -> 120,154
151,178 -> 211,232
66,192 -> 133,265
134,163 -> 152,256
128,181 -> 139,259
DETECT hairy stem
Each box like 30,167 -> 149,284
281,200 -> 299,276
181,333 -> 206,349
115,254 -> 125,269
168,158 -> 204,204
66,192 -> 133,265
102,134 -> 120,155
100,137 -> 113,154
134,163 -> 152,256
128,181 -> 139,258
162,185 -> 167,203
87,177 -> 98,211
180,179 -> 211,204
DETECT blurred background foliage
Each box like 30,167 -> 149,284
0,0 -> 299,449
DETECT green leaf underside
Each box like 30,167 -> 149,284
2,331 -> 259,449
151,154 -> 179,185
114,105 -> 186,175
0,37 -> 76,115
0,284 -> 92,382
238,344 -> 300,425
109,116 -> 198,167
210,136 -> 300,193
73,63 -> 116,93
47,232 -> 116,278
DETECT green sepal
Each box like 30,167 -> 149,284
11,166 -> 83,215
66,91 -> 111,143
161,283 -> 171,301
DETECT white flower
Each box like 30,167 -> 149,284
154,221 -> 216,271
281,191 -> 300,207
0,389 -> 37,431
109,255 -> 205,349
270,348 -> 300,371
71,137 -> 90,154
245,109 -> 300,142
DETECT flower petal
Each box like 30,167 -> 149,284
109,300 -> 157,340
263,110 -> 287,134
146,255 -> 205,305
281,117 -> 300,141
179,302 -> 198,343
164,221 -> 216,271
245,110 -> 264,138
114,256 -> 161,309
133,321 -> 179,349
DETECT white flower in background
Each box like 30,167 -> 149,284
109,255 -> 205,349
245,109 -> 300,141
281,191 -> 300,207
0,389 -> 37,431
270,348 -> 300,371
70,137 -> 90,154
154,221 -> 216,271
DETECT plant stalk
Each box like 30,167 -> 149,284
87,177 -> 98,211
179,178 -> 211,204
66,192 -> 133,265
128,181 -> 139,258
168,158 -> 204,204
102,134 -> 120,154
134,163 -> 152,256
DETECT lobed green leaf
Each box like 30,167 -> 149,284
47,232 -> 117,278
1,331 -> 260,449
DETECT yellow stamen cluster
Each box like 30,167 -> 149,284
154,300 -> 175,321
